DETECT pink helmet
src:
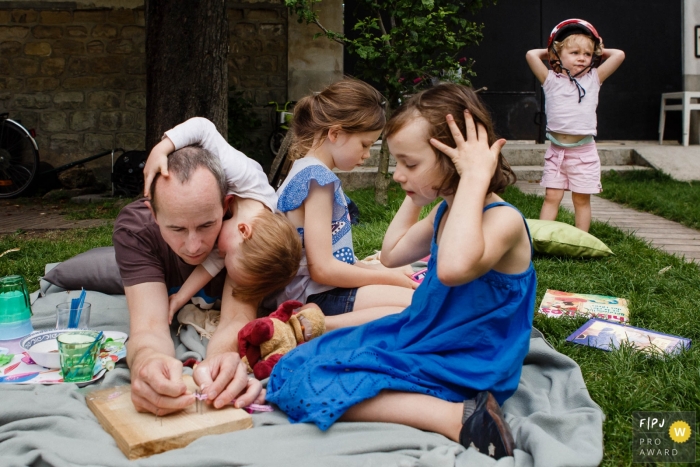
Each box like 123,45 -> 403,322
547,19 -> 601,50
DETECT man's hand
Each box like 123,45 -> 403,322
130,350 -> 195,415
193,352 -> 264,409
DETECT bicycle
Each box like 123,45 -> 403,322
267,100 -> 295,157
0,113 -> 40,198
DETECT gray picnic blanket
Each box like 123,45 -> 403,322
0,283 -> 605,467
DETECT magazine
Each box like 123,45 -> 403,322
538,289 -> 629,324
567,318 -> 691,355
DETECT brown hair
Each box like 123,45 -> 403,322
150,146 -> 227,213
288,78 -> 386,160
229,210 -> 302,304
550,34 -> 602,73
384,83 -> 516,196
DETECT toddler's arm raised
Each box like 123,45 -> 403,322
597,47 -> 625,82
526,48 -> 550,84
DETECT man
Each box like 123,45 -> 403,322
113,143 -> 271,415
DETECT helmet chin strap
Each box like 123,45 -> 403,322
551,48 -> 591,103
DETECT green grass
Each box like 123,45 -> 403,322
2,185 -> 699,465
600,170 -> 700,230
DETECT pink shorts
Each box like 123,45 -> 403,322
540,141 -> 602,194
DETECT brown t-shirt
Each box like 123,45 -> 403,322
113,199 -> 226,305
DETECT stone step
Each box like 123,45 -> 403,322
366,142 -> 651,168
336,164 -> 653,190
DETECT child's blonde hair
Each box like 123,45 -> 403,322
288,78 -> 386,160
230,210 -> 302,304
385,83 -> 516,196
550,34 -> 603,73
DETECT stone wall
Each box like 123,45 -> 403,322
0,1 -> 289,184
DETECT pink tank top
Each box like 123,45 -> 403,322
543,68 -> 600,136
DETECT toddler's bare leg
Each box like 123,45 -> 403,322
571,192 -> 592,232
325,306 -> 404,331
540,188 -> 564,221
340,390 -> 463,441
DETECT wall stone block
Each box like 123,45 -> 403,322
228,9 -> 244,21
24,42 -> 51,56
125,92 -> 145,109
13,57 -> 39,76
50,133 -> 82,153
53,91 -> 84,108
103,75 -> 140,90
0,11 -> 9,23
74,10 -> 105,23
0,26 -> 30,40
231,39 -> 262,54
40,111 -> 68,131
99,111 -> 123,130
86,40 -> 104,54
230,55 -> 250,70
84,133 -> 114,151
121,26 -> 144,41
259,24 -> 284,38
13,93 -> 51,109
135,9 -> 145,26
52,39 -> 84,55
0,57 -> 7,74
90,56 -> 123,74
124,55 -> 145,74
32,25 -> 63,39
12,111 -> 38,130
62,76 -> 101,89
40,11 -> 72,25
70,110 -> 97,131
92,24 -> 118,38
87,91 -> 121,109
41,57 -> 65,75
108,9 -> 134,24
267,74 -> 286,88
116,132 -> 144,150
106,39 -> 133,54
133,111 -> 145,131
12,10 -> 38,24
67,56 -> 90,75
233,23 -> 256,38
263,38 -> 285,53
254,55 -> 277,72
246,10 -> 279,21
0,41 -> 21,56
67,26 -> 88,38
0,77 -> 23,91
27,77 -> 59,92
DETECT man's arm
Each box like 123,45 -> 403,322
193,275 -> 263,409
125,282 -> 195,415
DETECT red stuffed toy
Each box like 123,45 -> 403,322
238,300 -> 325,379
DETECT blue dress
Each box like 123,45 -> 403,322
267,201 -> 537,430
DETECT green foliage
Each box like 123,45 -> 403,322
228,89 -> 265,163
285,0 -> 493,106
600,169 -> 700,230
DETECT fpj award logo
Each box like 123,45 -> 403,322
633,411 -> 695,463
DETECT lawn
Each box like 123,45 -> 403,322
600,169 -> 700,230
1,186 -> 699,465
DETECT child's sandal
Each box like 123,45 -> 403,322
459,391 -> 515,459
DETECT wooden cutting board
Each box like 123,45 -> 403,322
86,375 -> 253,459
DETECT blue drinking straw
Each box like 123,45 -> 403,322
69,289 -> 86,328
66,331 -> 103,380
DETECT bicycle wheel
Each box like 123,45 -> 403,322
0,118 -> 39,198
269,129 -> 286,156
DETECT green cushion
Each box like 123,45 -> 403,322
526,219 -> 613,258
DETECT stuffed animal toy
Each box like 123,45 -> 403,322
238,300 -> 325,379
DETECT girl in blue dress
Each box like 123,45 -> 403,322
267,84 -> 537,460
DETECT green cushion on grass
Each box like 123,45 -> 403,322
526,219 -> 613,258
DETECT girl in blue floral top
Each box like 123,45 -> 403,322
274,79 -> 416,330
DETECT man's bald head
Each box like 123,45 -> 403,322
149,146 -> 228,213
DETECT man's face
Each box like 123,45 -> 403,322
149,167 -> 225,265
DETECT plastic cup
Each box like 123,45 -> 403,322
57,331 -> 101,383
0,275 -> 33,340
56,302 -> 91,329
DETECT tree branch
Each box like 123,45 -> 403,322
311,18 -> 345,45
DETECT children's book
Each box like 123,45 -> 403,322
538,289 -> 629,324
567,318 -> 691,355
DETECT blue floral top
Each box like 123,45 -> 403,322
274,157 -> 356,304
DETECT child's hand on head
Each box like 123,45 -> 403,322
430,110 -> 506,181
143,146 -> 170,197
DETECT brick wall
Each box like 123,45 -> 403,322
0,1 -> 288,184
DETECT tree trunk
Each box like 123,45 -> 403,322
373,138 -> 391,205
145,0 -> 228,151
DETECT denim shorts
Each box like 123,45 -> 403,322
306,287 -> 357,316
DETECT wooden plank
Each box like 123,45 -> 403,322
86,375 -> 253,460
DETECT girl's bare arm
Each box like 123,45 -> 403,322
303,181 -> 416,289
597,48 -> 625,82
380,197 -> 436,268
526,48 -> 550,84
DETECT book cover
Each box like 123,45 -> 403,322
566,318 -> 691,355
538,289 -> 629,324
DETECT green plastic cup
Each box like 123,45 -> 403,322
57,331 -> 101,383
0,275 -> 33,340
